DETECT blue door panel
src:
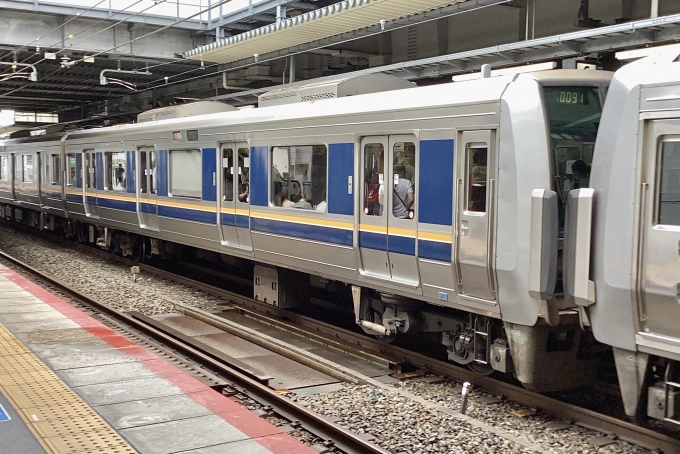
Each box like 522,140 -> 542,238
202,148 -> 217,202
328,143 -> 354,215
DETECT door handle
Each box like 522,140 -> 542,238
460,220 -> 469,238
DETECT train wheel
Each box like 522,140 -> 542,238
468,361 -> 495,376
130,236 -> 144,263
143,237 -> 153,262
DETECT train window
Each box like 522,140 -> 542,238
271,145 -> 327,210
391,142 -> 416,219
169,149 -> 201,198
66,154 -> 76,186
104,152 -> 126,191
0,156 -> 7,181
363,143 -> 384,216
657,141 -> 680,226
223,148 -> 234,202
237,148 -> 249,203
84,152 -> 95,189
149,151 -> 156,195
466,146 -> 487,213
22,155 -> 33,183
49,154 -> 60,185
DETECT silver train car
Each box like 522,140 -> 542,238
566,52 -> 680,422
0,69 -> 613,393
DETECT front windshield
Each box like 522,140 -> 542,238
543,85 -> 603,231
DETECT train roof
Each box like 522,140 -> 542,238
1,69 -> 613,147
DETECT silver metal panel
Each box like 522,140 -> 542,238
563,188 -> 596,308
528,189 -> 558,301
139,147 -> 160,231
218,142 -> 244,249
153,314 -> 225,336
588,55 -> 680,351
455,130 -> 495,302
241,354 -> 337,389
638,119 -> 680,343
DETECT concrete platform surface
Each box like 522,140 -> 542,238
0,264 -> 317,454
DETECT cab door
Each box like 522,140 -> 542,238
638,120 -> 680,341
138,147 -> 159,231
219,143 -> 251,249
454,130 -> 496,302
83,150 -> 98,218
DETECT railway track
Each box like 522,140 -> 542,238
2,225 -> 679,453
0,249 -> 390,454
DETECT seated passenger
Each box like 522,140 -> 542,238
295,197 -> 312,210
282,195 -> 295,208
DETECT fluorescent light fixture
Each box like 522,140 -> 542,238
0,110 -> 14,127
616,43 -> 680,61
44,52 -> 56,60
452,61 -> 557,82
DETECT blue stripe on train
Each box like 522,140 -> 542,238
388,235 -> 416,256
221,213 -> 250,228
157,205 -> 216,224
141,202 -> 157,214
359,231 -> 387,251
97,197 -> 136,212
418,239 -> 452,262
251,217 -> 352,246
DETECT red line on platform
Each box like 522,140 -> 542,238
2,267 -> 317,454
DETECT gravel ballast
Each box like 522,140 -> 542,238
0,226 -> 660,454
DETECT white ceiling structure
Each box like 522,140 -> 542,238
185,0 -> 508,63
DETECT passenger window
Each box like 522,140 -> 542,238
223,148 -> 234,202
237,148 -> 249,203
104,152 -> 126,191
392,142 -> 416,219
49,154 -> 61,185
466,146 -> 487,213
169,149 -> 201,198
270,145 -> 327,210
66,154 -> 76,186
0,156 -> 6,181
22,155 -> 33,183
149,151 -> 156,195
658,141 -> 680,226
140,152 -> 147,194
84,152 -> 95,189
363,143 -> 384,216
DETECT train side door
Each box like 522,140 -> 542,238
83,149 -> 98,218
638,120 -> 680,341
36,152 -> 42,207
235,145 -> 252,251
359,135 -> 419,283
10,153 -> 16,200
138,147 -> 159,231
454,130 -> 496,302
359,137 -> 391,279
219,143 -> 240,247
386,135 -> 420,285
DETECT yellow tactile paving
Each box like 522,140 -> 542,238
0,323 -> 137,453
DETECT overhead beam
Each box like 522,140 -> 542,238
0,0 -> 202,30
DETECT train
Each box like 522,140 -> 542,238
0,53 -> 676,422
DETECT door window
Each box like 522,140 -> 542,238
22,155 -> 33,183
223,147 -> 234,201
149,151 -> 156,194
84,152 -> 95,189
657,140 -> 680,226
363,143 -> 384,216
0,156 -> 7,181
66,154 -> 76,186
237,147 -> 249,203
140,152 -> 148,194
391,142 -> 415,219
466,146 -> 487,213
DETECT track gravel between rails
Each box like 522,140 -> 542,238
0,226 -> 669,454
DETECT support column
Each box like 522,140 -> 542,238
289,55 -> 295,83
651,0 -> 659,18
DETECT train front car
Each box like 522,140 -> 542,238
493,70 -> 611,392
566,52 -> 680,423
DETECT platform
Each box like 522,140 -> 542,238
0,264 -> 317,454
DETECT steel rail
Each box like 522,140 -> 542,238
116,260 -> 680,454
0,250 -> 391,454
2,226 -> 678,453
